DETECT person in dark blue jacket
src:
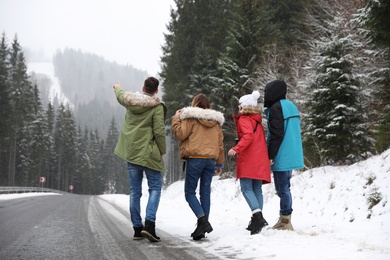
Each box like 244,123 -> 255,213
264,80 -> 304,231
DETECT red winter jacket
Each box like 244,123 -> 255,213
232,107 -> 271,183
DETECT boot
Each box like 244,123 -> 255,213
246,213 -> 268,231
272,214 -> 293,231
141,220 -> 161,242
249,212 -> 268,235
133,226 -> 144,240
191,216 -> 213,241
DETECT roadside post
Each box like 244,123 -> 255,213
39,177 -> 46,191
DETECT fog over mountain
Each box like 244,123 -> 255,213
0,0 -> 174,76
28,48 -> 150,136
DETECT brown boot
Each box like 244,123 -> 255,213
272,214 -> 293,231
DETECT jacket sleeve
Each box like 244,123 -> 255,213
268,102 -> 284,160
216,125 -> 224,166
171,115 -> 192,141
153,105 -> 166,155
115,88 -> 127,107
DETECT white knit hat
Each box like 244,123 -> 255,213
239,90 -> 260,108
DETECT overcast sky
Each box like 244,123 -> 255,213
0,0 -> 175,76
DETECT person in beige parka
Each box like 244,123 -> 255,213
171,93 -> 224,241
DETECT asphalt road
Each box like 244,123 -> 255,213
0,194 -> 219,260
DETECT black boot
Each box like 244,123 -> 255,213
191,216 -> 213,241
133,226 -> 144,240
246,214 -> 255,231
247,212 -> 269,231
250,212 -> 268,235
141,220 -> 160,242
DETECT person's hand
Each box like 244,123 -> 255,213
215,168 -> 222,176
269,159 -> 274,165
228,148 -> 236,156
113,81 -> 121,90
175,109 -> 182,116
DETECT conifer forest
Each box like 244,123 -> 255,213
0,0 -> 389,194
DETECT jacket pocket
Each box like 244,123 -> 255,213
149,142 -> 161,162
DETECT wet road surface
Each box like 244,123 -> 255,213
0,194 -> 219,259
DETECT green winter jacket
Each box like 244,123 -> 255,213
114,88 -> 167,172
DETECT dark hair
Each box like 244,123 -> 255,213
144,77 -> 159,94
191,93 -> 211,109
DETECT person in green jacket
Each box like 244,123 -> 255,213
113,77 -> 167,242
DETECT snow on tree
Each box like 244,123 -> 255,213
359,0 -> 390,152
304,15 -> 374,165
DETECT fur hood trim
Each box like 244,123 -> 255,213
124,91 -> 162,107
180,107 -> 225,126
240,106 -> 262,115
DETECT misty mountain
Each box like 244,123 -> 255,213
52,48 -> 150,135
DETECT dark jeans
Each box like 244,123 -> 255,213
273,170 -> 293,215
184,158 -> 215,219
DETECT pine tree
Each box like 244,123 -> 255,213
76,127 -> 91,194
52,104 -> 77,191
43,102 -> 56,188
62,106 -> 77,191
363,0 -> 390,48
103,117 -> 127,194
188,43 -> 217,98
28,84 -> 47,186
304,16 -> 373,165
72,126 -> 83,194
0,33 -> 11,185
53,104 -> 65,190
8,36 -> 35,185
160,0 -> 233,181
362,0 -> 390,152
96,138 -> 107,194
87,129 -> 103,194
209,0 -> 273,150
267,0 -> 308,46
160,0 -> 233,118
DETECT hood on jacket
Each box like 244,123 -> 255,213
234,106 -> 262,124
124,91 -> 166,117
239,106 -> 262,116
124,91 -> 162,106
264,80 -> 287,108
179,106 -> 225,127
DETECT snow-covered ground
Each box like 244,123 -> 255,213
101,149 -> 390,259
1,149 -> 389,259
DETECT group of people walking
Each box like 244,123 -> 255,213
113,77 -> 304,242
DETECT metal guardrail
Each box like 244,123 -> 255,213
0,186 -> 66,195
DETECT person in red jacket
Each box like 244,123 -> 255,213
228,90 -> 271,235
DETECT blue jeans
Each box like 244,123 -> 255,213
184,158 -> 215,219
240,178 -> 264,211
128,163 -> 162,227
273,170 -> 293,215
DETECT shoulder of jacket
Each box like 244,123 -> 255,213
270,101 -> 282,111
180,107 -> 225,126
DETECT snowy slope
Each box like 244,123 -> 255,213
27,62 -> 72,107
101,149 -> 390,259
